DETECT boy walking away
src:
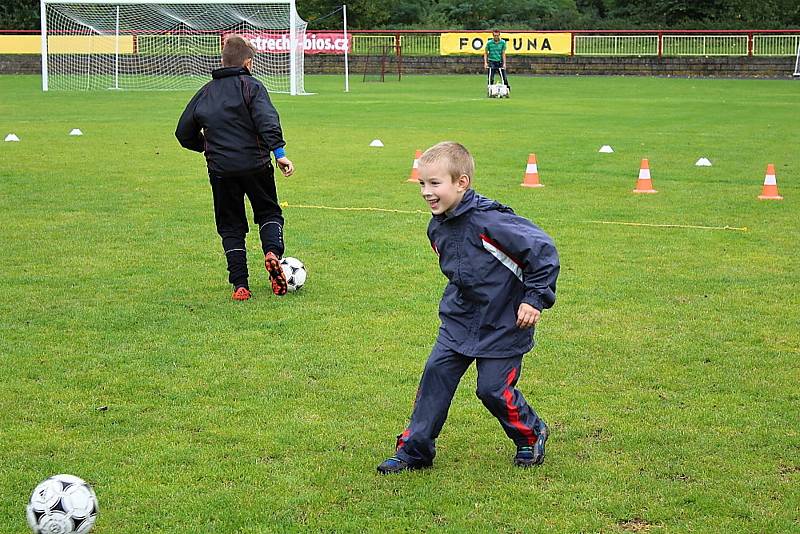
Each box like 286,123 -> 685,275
378,142 -> 559,473
483,29 -> 510,93
176,35 -> 294,301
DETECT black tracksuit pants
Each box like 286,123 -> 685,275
487,60 -> 510,88
209,165 -> 284,289
394,342 -> 544,465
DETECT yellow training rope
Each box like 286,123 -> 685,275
280,202 -> 748,232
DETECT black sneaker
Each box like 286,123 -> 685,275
514,446 -> 536,467
376,456 -> 430,474
514,423 -> 549,467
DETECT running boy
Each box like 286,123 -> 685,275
378,142 -> 559,473
176,35 -> 294,301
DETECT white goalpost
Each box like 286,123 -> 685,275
40,0 -> 308,93
794,39 -> 800,78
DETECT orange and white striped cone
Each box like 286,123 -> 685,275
633,158 -> 657,193
407,149 -> 422,182
758,164 -> 783,200
520,153 -> 544,188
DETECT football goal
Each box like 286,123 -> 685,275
40,0 -> 308,93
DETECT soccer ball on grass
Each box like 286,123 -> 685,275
26,474 -> 98,534
280,256 -> 306,292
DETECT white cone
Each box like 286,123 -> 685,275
695,157 -> 712,167
598,145 -> 614,153
69,128 -> 83,136
5,133 -> 20,142
369,139 -> 384,147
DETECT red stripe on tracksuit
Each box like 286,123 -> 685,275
396,429 -> 411,451
501,367 -> 537,445
479,233 -> 523,268
396,384 -> 423,450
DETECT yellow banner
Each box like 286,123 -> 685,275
50,35 -> 134,54
440,33 -> 571,56
0,36 -> 41,54
0,35 -> 134,54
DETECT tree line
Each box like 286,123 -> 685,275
2,0 -> 798,31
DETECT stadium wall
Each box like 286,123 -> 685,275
0,54 -> 794,78
0,54 -> 39,74
310,54 -> 795,78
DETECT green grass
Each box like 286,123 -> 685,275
1,74 -> 799,533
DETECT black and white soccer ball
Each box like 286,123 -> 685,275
26,474 -> 98,534
280,256 -> 306,292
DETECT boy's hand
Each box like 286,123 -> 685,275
516,303 -> 541,329
276,157 -> 294,177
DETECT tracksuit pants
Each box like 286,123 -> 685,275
209,165 -> 284,289
395,342 -> 544,465
487,60 -> 510,88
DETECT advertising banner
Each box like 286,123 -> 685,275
441,32 -> 571,55
0,35 -> 135,54
237,32 -> 351,54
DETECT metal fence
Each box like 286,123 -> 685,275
348,31 -> 800,57
351,33 -> 438,56
662,35 -> 748,56
4,29 -> 798,57
400,33 -> 439,56
754,34 -> 800,56
351,34 -> 395,56
574,35 -> 658,56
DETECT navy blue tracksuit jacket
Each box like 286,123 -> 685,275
429,188 -> 559,357
393,189 -> 560,464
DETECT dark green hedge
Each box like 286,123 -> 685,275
3,0 -> 798,31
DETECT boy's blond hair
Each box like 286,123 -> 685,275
222,35 -> 256,67
419,142 -> 474,183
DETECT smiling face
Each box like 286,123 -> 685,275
419,161 -> 471,215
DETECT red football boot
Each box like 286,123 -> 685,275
264,252 -> 287,296
232,287 -> 252,301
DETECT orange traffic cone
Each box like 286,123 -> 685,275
633,158 -> 657,193
758,164 -> 783,200
407,149 -> 422,182
521,153 -> 544,188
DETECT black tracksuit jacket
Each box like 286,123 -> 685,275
175,66 -> 286,175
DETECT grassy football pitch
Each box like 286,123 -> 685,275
1,74 -> 798,533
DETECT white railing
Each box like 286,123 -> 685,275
348,32 -> 800,57
574,35 -> 658,56
754,34 -> 800,56
399,33 -> 438,56
352,34 -> 395,55
662,35 -> 748,56
5,29 -> 800,57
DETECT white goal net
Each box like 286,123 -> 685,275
40,0 -> 308,93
